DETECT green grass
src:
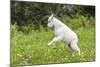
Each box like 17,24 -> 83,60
11,27 -> 95,66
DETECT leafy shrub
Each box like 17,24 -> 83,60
11,23 -> 18,37
63,15 -> 95,29
11,15 -> 95,34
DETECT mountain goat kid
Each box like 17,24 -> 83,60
47,14 -> 80,56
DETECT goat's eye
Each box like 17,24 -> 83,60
48,21 -> 51,23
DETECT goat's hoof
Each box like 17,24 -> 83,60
48,43 -> 51,46
48,43 -> 49,45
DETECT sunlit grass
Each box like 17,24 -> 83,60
11,27 -> 95,66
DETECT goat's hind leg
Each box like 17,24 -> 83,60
70,40 -> 80,56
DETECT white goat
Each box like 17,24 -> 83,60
47,14 -> 80,56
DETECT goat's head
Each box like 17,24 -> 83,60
47,14 -> 54,28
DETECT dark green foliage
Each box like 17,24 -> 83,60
11,1 -> 95,31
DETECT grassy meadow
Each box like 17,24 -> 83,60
11,25 -> 95,66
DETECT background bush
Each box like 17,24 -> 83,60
11,1 -> 95,32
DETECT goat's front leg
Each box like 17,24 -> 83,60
48,36 -> 63,46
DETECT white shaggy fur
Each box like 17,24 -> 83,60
47,14 -> 80,56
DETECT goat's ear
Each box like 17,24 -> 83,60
51,13 -> 53,20
51,16 -> 53,20
51,13 -> 53,17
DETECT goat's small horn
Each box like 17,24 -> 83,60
51,13 -> 53,17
